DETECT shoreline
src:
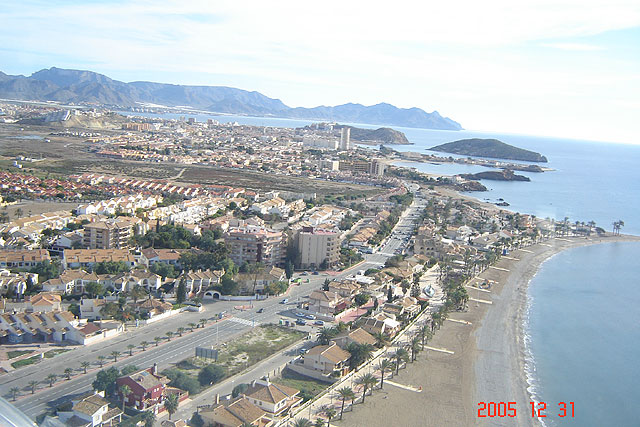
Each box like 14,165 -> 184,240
336,235 -> 640,427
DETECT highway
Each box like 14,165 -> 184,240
2,186 -> 426,421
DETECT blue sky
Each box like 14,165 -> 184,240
1,0 -> 639,143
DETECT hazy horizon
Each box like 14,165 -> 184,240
1,0 -> 639,144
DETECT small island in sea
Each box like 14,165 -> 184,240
429,138 -> 548,162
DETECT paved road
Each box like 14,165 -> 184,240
3,188 -> 427,421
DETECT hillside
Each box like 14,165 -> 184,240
0,67 -> 462,131
334,125 -> 410,144
429,138 -> 547,162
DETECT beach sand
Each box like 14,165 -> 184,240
336,235 -> 640,427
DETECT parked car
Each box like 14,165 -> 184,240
295,319 -> 306,326
304,314 -> 316,320
314,320 -> 325,326
295,312 -> 306,318
257,308 -> 264,313
280,298 -> 289,304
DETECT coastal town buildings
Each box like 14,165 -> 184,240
296,226 -> 340,270
224,226 -> 286,267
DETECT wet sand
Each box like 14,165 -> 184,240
336,235 -> 639,427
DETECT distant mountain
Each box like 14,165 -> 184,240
429,138 -> 548,162
0,67 -> 462,130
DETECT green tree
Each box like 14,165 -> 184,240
176,276 -> 187,304
336,386 -> 355,420
164,393 -> 179,420
9,386 -> 19,401
28,380 -> 39,394
377,359 -> 392,389
64,367 -> 73,380
92,367 -> 120,397
154,336 -> 162,346
140,341 -> 149,351
94,261 -> 131,275
188,322 -> 197,331
346,343 -> 375,369
354,293 -> 370,307
127,344 -> 135,356
46,373 -> 57,387
198,364 -> 226,386
111,351 -> 120,362
142,411 -> 156,427
85,282 -> 104,298
165,331 -> 174,341
409,336 -> 421,362
119,384 -> 131,411
68,303 -> 80,317
30,260 -> 61,282
321,405 -> 337,427
199,318 -> 208,328
372,331 -> 389,348
97,355 -> 106,367
291,418 -> 312,427
189,413 -> 204,427
354,373 -> 377,403
131,285 -> 148,303
177,327 -> 185,337
317,327 -> 338,345
393,348 -> 409,375
285,260 -> 294,279
232,383 -> 249,398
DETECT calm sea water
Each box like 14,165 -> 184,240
121,111 -> 640,425
525,242 -> 640,427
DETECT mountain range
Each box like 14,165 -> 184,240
0,67 -> 462,130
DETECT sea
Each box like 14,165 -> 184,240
120,110 -> 640,426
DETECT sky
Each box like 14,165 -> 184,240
1,0 -> 639,144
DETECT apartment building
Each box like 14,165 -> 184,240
296,226 -> 339,270
224,226 -> 285,267
83,218 -> 141,249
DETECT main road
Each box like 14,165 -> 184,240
2,189 -> 426,421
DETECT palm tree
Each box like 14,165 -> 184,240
165,331 -> 174,341
127,344 -> 135,356
336,386 -> 355,420
372,331 -> 389,348
317,327 -> 336,345
81,361 -> 91,374
64,367 -> 73,380
320,405 -> 337,427
111,351 -> 120,362
28,380 -> 39,394
188,322 -> 197,331
46,373 -> 57,387
97,355 -> 106,367
177,327 -> 185,337
313,419 -> 325,427
9,386 -> 19,401
409,336 -> 421,362
291,418 -> 312,427
199,318 -> 208,328
393,348 -> 409,375
154,336 -> 162,346
377,359 -> 392,389
419,324 -> 432,350
141,411 -> 156,427
164,393 -> 179,420
355,373 -> 377,403
347,343 -> 375,370
140,341 -> 149,351
119,384 -> 131,411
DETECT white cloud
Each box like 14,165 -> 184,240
542,43 -> 604,51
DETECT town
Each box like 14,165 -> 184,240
0,101 -> 604,427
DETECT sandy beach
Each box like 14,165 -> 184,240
336,235 -> 640,427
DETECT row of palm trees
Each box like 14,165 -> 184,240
8,318 -> 211,402
289,320 -> 435,426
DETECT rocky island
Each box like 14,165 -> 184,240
459,169 -> 531,182
335,125 -> 410,145
429,138 -> 548,162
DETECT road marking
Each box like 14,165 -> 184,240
470,297 -> 493,305
424,346 -> 454,354
519,249 -> 533,253
490,266 -> 510,272
502,256 -> 520,261
541,243 -> 553,247
466,285 -> 491,293
556,238 -> 571,242
385,380 -> 423,392
446,318 -> 472,325
228,317 -> 259,327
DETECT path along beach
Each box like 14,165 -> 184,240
336,234 -> 639,427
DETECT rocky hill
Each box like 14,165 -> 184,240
429,138 -> 547,162
334,125 -> 410,144
0,67 -> 463,131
